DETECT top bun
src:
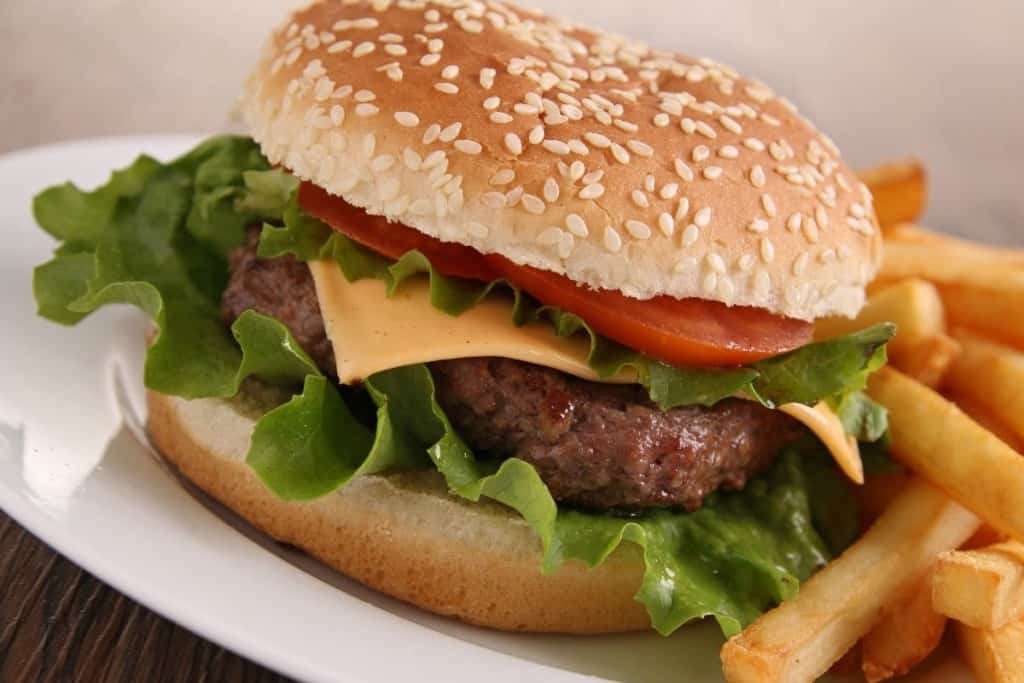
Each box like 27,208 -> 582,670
241,0 -> 882,321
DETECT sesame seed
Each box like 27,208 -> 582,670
584,132 -> 611,148
743,137 -> 766,152
529,125 -> 545,145
442,65 -> 459,79
490,112 -> 513,124
694,207 -> 712,228
748,218 -> 769,233
353,42 -> 375,58
480,68 -> 496,89
421,149 -> 445,169
362,133 -> 376,157
815,205 -> 830,229
482,192 -> 507,209
761,113 -> 782,126
567,139 -> 589,155
626,220 -> 651,239
521,194 -> 546,215
454,139 -> 482,155
787,214 -> 803,232
739,254 -> 755,272
603,143 -> 626,165
434,82 -> 459,94
378,33 -> 402,43
793,252 -> 809,275
394,111 -> 420,127
627,140 -> 654,157
680,117 -> 697,134
702,166 -> 723,180
644,175 -> 655,192
543,139 -> 571,155
504,133 -> 523,155
674,159 -> 695,182
707,253 -> 726,273
603,226 -> 623,252
653,113 -> 670,127
402,147 -> 422,170
352,17 -> 379,30
613,119 -> 639,133
490,169 -> 515,185
424,22 -> 448,33
423,124 -> 441,144
371,155 -> 395,173
355,103 -> 380,117
761,194 -> 777,217
566,213 -> 589,237
544,177 -> 560,202
682,223 -> 700,247
719,145 -> 739,159
675,196 -> 691,221
695,121 -> 717,139
384,44 -> 408,56
579,183 -> 605,200
354,89 -> 376,102
439,122 -> 462,142
803,218 -> 820,243
769,142 -> 787,161
631,190 -> 649,208
659,183 -> 679,200
538,227 -> 563,246
483,96 -> 500,110
750,165 -> 766,188
658,212 -> 675,237
327,39 -> 352,54
720,115 -> 743,134
420,53 -> 441,66
692,145 -> 710,162
329,104 -> 345,126
850,202 -> 866,218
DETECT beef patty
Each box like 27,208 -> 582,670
222,231 -> 805,511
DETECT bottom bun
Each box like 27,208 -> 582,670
146,388 -> 650,633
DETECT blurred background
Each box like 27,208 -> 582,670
1,0 -> 1021,243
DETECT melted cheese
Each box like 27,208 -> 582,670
309,259 -> 862,482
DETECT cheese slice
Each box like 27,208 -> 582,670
309,259 -> 863,483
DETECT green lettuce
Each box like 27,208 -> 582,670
31,135 -> 866,637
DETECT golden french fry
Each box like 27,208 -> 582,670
941,285 -> 1024,351
880,240 -> 1024,291
857,160 -> 928,230
944,390 -> 1024,454
933,542 -> 1024,630
943,331 -> 1024,444
815,279 -> 946,357
889,333 -> 960,388
719,480 -> 978,683
862,574 -> 946,683
886,224 -> 1024,266
867,367 -> 1024,542
956,619 -> 1024,683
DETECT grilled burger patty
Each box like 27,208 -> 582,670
222,232 -> 805,511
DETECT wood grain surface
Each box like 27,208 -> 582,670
0,511 -> 289,683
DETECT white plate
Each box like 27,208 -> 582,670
0,136 -> 972,683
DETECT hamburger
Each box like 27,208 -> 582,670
32,0 -> 893,638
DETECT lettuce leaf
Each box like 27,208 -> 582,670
251,363 -> 851,636
32,135 -> 862,638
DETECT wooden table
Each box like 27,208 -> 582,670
0,511 -> 288,682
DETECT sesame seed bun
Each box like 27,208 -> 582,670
241,0 -> 882,321
147,388 -> 649,633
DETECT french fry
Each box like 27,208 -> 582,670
932,542 -> 1024,630
857,159 -> 928,230
886,224 -> 1024,266
867,367 -> 1024,542
956,619 -> 1024,683
943,390 -> 1024,454
861,574 -> 946,682
941,284 -> 1024,350
943,331 -> 1024,444
890,333 -> 960,388
880,240 -> 1024,291
719,480 -> 978,683
814,279 -> 946,356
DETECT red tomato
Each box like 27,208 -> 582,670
299,182 -> 496,281
299,181 -> 813,367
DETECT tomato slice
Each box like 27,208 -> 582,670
299,182 -> 496,281
299,181 -> 813,367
